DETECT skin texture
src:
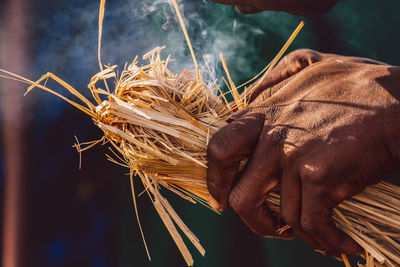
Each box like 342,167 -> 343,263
210,0 -> 339,15
207,49 -> 400,256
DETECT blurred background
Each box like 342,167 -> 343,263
1,0 -> 400,266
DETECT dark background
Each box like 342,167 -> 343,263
1,0 -> 400,266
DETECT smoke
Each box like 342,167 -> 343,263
100,0 -> 220,84
30,0 -> 302,115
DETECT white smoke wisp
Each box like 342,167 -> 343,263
33,0 -> 299,111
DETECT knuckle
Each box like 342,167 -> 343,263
266,125 -> 288,148
228,186 -> 251,216
287,48 -> 312,58
300,164 -> 329,187
330,182 -> 360,204
206,178 -> 226,193
301,217 -> 327,241
227,109 -> 247,122
207,135 -> 231,162
300,217 -> 314,235
286,49 -> 321,65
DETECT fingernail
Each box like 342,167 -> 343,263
209,195 -> 223,212
263,230 -> 295,240
276,226 -> 295,240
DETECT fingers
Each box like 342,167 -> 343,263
246,49 -> 323,102
280,169 -> 322,249
300,183 -> 362,256
244,48 -> 388,105
280,169 -> 301,228
212,0 -> 339,16
280,164 -> 363,255
207,112 -> 265,210
228,125 -> 294,238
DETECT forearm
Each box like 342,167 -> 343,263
211,0 -> 339,16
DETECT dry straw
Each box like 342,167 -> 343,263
1,0 -> 400,266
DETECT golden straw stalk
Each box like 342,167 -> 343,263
1,0 -> 400,266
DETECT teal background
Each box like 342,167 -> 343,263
118,1 -> 400,266
3,0 -> 400,266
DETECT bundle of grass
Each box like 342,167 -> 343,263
2,0 -> 400,266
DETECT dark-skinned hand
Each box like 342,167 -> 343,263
211,0 -> 339,16
207,49 -> 400,257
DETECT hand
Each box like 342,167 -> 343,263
207,49 -> 400,256
211,0 -> 339,16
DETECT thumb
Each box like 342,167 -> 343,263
207,112 -> 265,210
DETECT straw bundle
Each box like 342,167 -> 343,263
2,0 -> 400,266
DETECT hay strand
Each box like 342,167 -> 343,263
2,0 -> 398,266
